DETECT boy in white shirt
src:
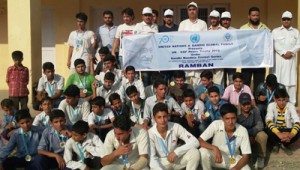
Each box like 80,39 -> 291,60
33,97 -> 52,129
101,114 -> 149,170
88,96 -> 115,141
64,120 -> 105,170
148,103 -> 200,170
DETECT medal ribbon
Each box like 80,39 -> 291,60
76,30 -> 86,49
78,73 -> 86,89
115,105 -> 124,116
9,110 -> 17,124
47,82 -> 55,97
54,130 -> 66,143
131,102 -> 141,123
76,143 -> 85,163
20,129 -> 32,156
157,134 -> 170,157
69,106 -> 80,124
122,155 -> 128,168
266,89 -> 275,104
225,133 -> 236,159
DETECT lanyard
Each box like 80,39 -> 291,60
69,106 -> 80,124
8,110 -> 17,123
41,112 -> 49,127
20,129 -> 32,156
131,102 -> 141,122
225,133 -> 236,158
54,130 -> 67,142
157,134 -> 170,157
115,105 -> 124,116
266,89 -> 275,104
122,155 -> 128,168
76,30 -> 86,48
47,82 -> 55,97
76,143 -> 85,163
151,86 -> 155,96
78,74 -> 86,89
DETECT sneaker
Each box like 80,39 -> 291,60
272,144 -> 280,153
282,145 -> 293,155
256,157 -> 265,169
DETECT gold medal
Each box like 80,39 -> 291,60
229,157 -> 235,164
170,81 -> 175,86
186,110 -> 192,115
122,166 -> 127,170
60,142 -> 65,148
204,111 -> 210,117
82,89 -> 87,93
25,155 -> 32,162
76,48 -> 79,52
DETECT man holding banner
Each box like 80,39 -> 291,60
240,7 -> 269,91
178,2 -> 207,86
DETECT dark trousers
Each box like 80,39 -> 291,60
266,128 -> 300,147
241,68 -> 266,91
3,156 -> 34,170
31,154 -> 71,170
9,96 -> 28,110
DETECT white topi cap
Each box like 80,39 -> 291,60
209,10 -> 220,18
164,9 -> 174,16
142,7 -> 152,14
221,11 -> 231,19
282,11 -> 292,18
187,2 -> 198,8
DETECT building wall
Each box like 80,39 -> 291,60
0,0 -> 298,104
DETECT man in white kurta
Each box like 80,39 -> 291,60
178,2 -> 207,86
272,11 -> 300,105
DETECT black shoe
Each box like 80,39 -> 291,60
272,144 -> 280,153
282,145 -> 293,155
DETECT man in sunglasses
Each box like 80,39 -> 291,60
272,11 -> 300,105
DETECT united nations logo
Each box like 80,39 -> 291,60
159,35 -> 170,44
224,33 -> 232,41
190,34 -> 200,43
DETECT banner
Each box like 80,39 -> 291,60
122,29 -> 273,71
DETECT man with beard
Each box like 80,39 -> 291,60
96,10 -> 117,52
134,7 -> 158,87
240,7 -> 269,91
178,2 -> 207,86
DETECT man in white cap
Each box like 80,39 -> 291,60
208,10 -> 225,86
272,11 -> 300,105
178,2 -> 208,86
134,7 -> 158,87
159,9 -> 178,32
220,11 -> 235,30
220,11 -> 236,86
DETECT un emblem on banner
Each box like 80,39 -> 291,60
190,34 -> 200,43
159,35 -> 170,44
224,33 -> 232,41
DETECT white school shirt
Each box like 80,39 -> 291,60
95,85 -> 123,106
58,98 -> 90,125
87,109 -> 115,126
32,111 -> 51,128
95,69 -> 123,87
103,127 -> 149,165
67,30 -> 95,68
200,120 -> 251,157
148,122 -> 199,168
119,78 -> 146,100
134,21 -> 158,34
181,99 -> 205,122
37,74 -> 64,97
64,132 -> 105,170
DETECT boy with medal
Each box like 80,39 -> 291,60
33,97 -> 53,129
65,59 -> 95,101
101,114 -> 149,170
0,110 -> 44,170
88,96 -> 115,141
148,103 -> 200,170
64,120 -> 106,170
59,85 -> 90,125
126,86 -> 148,130
109,93 -> 131,118
33,109 -> 72,170
1,98 -> 17,141
199,103 -> 251,170
67,12 -> 96,73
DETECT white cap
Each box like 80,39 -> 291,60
187,2 -> 198,8
221,11 -> 231,18
282,11 -> 292,18
164,9 -> 174,16
142,7 -> 152,14
209,10 -> 220,18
